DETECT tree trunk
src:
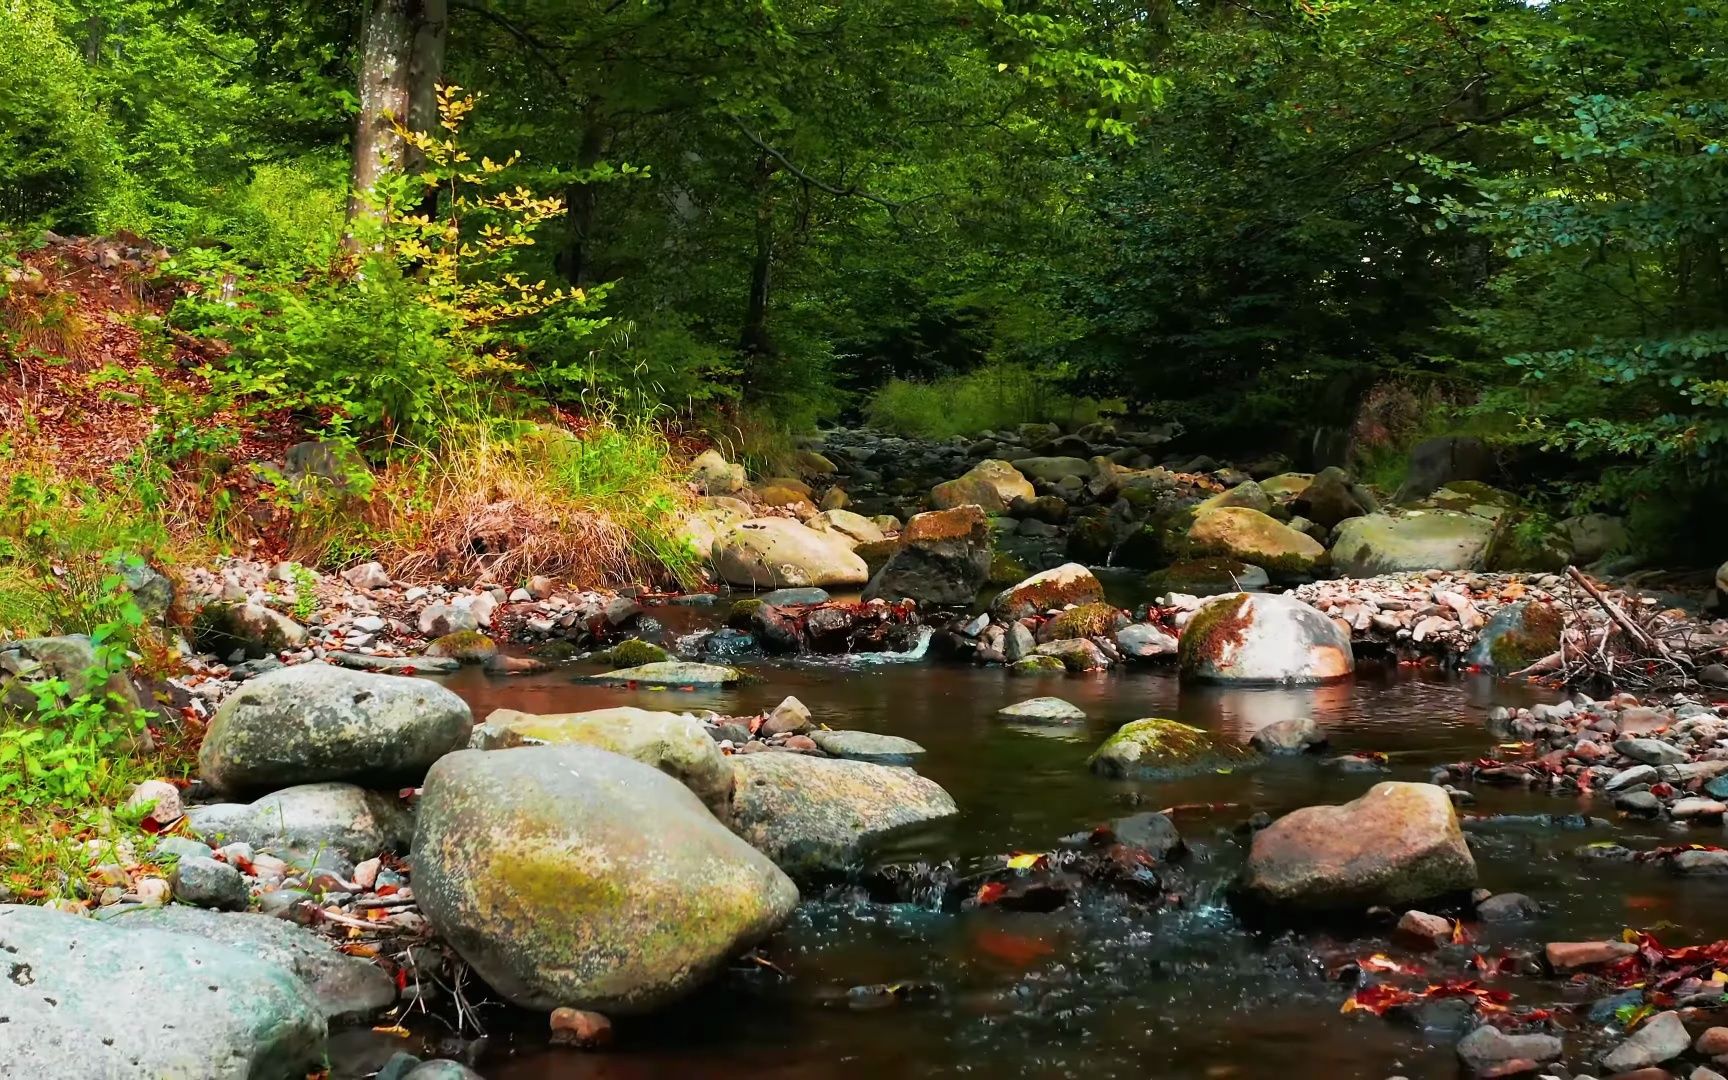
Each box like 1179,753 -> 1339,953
555,114 -> 608,286
347,0 -> 445,234
739,154 -> 778,368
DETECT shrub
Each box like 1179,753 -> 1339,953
864,363 -> 1113,439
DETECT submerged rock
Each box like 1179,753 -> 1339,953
1087,718 -> 1258,780
808,728 -> 926,765
198,663 -> 473,795
473,707 -> 734,819
414,746 -> 797,1014
1144,558 -> 1269,598
996,697 -> 1087,725
0,903 -> 326,1078
1177,592 -> 1354,685
1239,782 -> 1477,911
729,753 -> 959,876
587,660 -> 742,686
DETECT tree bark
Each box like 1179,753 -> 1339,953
347,0 -> 446,235
555,113 -> 608,285
404,0 -> 448,179
738,154 -> 778,367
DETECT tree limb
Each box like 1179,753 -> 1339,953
726,116 -> 901,213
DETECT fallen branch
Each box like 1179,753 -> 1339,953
1565,565 -> 1675,663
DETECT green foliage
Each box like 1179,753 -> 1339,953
864,363 -> 1112,439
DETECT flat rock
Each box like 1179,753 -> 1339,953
1456,1023 -> 1563,1073
1601,1010 -> 1689,1073
995,697 -> 1087,724
712,518 -> 869,589
588,661 -> 742,687
808,729 -> 926,765
0,904 -> 325,1079
1545,940 -> 1638,971
327,651 -> 461,675
1615,737 -> 1687,766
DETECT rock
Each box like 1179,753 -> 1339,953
125,779 -> 183,826
1671,797 -> 1726,820
1239,782 -> 1477,911
1087,718 -> 1258,780
342,561 -> 392,589
1485,509 -> 1574,572
414,746 -> 797,1013
1616,738 -> 1687,766
1456,1024 -> 1563,1074
424,630 -> 497,663
996,697 -> 1087,725
729,753 -> 958,876
1010,456 -> 1093,483
185,783 -> 413,861
1607,764 -> 1659,790
1033,637 -> 1108,671
808,729 -> 926,765
199,664 -> 473,795
712,518 -> 869,589
1399,434 -> 1496,501
1563,513 -> 1628,564
599,638 -> 672,667
1464,601 -> 1564,672
1695,1028 -> 1728,1057
170,856 -> 247,910
1110,811 -> 1185,859
1617,790 -> 1663,816
1037,602 -> 1126,643
0,903 -> 325,1078
862,505 -> 992,607
405,1061 -> 484,1079
1010,655 -> 1066,675
1177,592 -> 1354,685
472,707 -> 734,819
0,634 -> 142,711
1476,892 -> 1541,922
1249,715 -> 1327,755
99,905 -> 396,1021
929,459 -> 1035,513
588,661 -> 742,687
418,604 -> 479,637
1396,909 -> 1453,943
991,563 -> 1106,621
1196,480 -> 1274,516
1294,466 -> 1375,528
1186,507 -> 1327,580
190,601 -> 309,660
1602,1011 -> 1689,1073
1145,558 -> 1270,598
761,696 -> 812,736
550,1006 -> 614,1049
1115,623 -> 1179,660
328,651 -> 460,675
1671,849 -> 1728,874
808,509 -> 887,547
1546,942 -> 1641,975
690,449 -> 746,495
1331,511 -> 1495,576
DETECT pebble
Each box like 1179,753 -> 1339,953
1671,798 -> 1727,820
1456,1024 -> 1563,1072
170,856 -> 248,910
1475,892 -> 1540,922
1395,910 -> 1452,944
549,1007 -> 613,1049
124,780 -> 183,826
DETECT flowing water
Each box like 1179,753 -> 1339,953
395,595 -> 1728,1080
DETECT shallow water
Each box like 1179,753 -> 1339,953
420,603 -> 1728,1080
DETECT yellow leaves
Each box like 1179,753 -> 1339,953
1004,852 -> 1045,870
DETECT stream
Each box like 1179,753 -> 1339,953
405,586 -> 1728,1079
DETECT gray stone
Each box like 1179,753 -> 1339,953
169,856 -> 247,911
996,696 -> 1087,724
862,505 -> 992,607
96,905 -> 396,1021
0,634 -> 141,712
1475,892 -> 1541,922
185,783 -> 413,861
405,1063 -> 484,1080
1178,593 -> 1353,685
1614,790 -> 1662,816
1115,623 -> 1178,660
326,651 -> 461,675
712,518 -> 869,589
1601,1010 -> 1689,1072
414,746 -> 796,1014
587,661 -> 742,687
1110,811 -> 1184,859
759,587 -> 831,606
0,904 -> 325,1078
1249,716 -> 1327,755
1456,1023 -> 1563,1073
1004,622 -> 1036,662
417,604 -> 477,637
730,753 -> 958,876
191,602 -> 309,660
1606,764 -> 1658,790
1615,737 -> 1686,766
1330,511 -> 1495,576
199,663 -> 473,794
808,729 -> 926,765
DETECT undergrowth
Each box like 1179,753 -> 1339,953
864,362 -> 1114,439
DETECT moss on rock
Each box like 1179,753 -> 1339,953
728,598 -> 765,630
1087,717 -> 1258,780
1009,656 -> 1067,675
425,630 -> 498,663
988,552 -> 1030,587
1040,602 -> 1123,641
603,638 -> 672,667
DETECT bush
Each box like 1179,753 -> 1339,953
864,363 -> 1113,439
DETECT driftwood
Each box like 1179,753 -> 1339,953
1506,567 -> 1699,689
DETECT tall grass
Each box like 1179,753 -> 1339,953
864,363 -> 1115,439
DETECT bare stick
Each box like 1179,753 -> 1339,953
1564,565 -> 1676,662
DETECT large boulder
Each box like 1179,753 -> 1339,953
1564,513 -> 1628,564
689,449 -> 746,495
186,782 -> 413,861
1293,466 -> 1375,528
97,905 -> 396,1022
1330,510 -> 1495,576
929,459 -> 1034,512
198,664 -> 473,795
414,746 -> 797,1014
1259,472 -> 1314,507
1484,510 -> 1574,572
729,753 -> 958,876
862,505 -> 992,607
0,634 -> 141,712
1398,434 -> 1495,501
711,518 -> 868,589
1145,559 -> 1269,598
1177,592 -> 1354,685
472,707 -> 734,819
1238,781 -> 1477,911
678,496 -> 751,563
1185,507 -> 1327,580
1087,718 -> 1258,779
1418,479 -> 1521,523
990,563 -> 1105,621
1462,601 -> 1563,672
1195,480 -> 1273,516
0,904 -> 326,1079
808,508 -> 887,547
1009,456 -> 1093,483
191,601 -> 309,660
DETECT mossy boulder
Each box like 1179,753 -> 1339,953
1331,510 -> 1495,576
930,459 -> 1034,513
1185,506 -> 1327,580
0,635 -> 142,712
862,505 -> 992,607
1087,718 -> 1259,780
532,640 -> 580,662
1037,602 -> 1126,643
199,664 -> 473,795
1463,601 -> 1563,672
988,552 -> 1031,587
1293,466 -> 1376,528
1063,513 -> 1120,563
413,746 -> 798,1013
425,630 -> 498,664
728,753 -> 958,877
1178,592 -> 1354,686
728,598 -> 765,629
1009,456 -> 1093,483
1259,472 -> 1315,506
712,518 -> 868,589
1417,480 -> 1521,523
1196,480 -> 1273,516
588,661 -> 742,687
472,707 -> 733,819
1009,655 -> 1067,675
1239,781 -> 1477,911
1145,559 -> 1269,598
991,562 -> 1105,621
602,638 -> 672,667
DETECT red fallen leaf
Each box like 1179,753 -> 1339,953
1340,984 -> 1418,1015
376,884 -> 399,897
1651,782 -> 1676,798
399,666 -> 417,675
395,968 -> 409,990
139,817 -> 164,835
971,927 -> 1054,967
976,882 -> 1006,906
1452,921 -> 1473,945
